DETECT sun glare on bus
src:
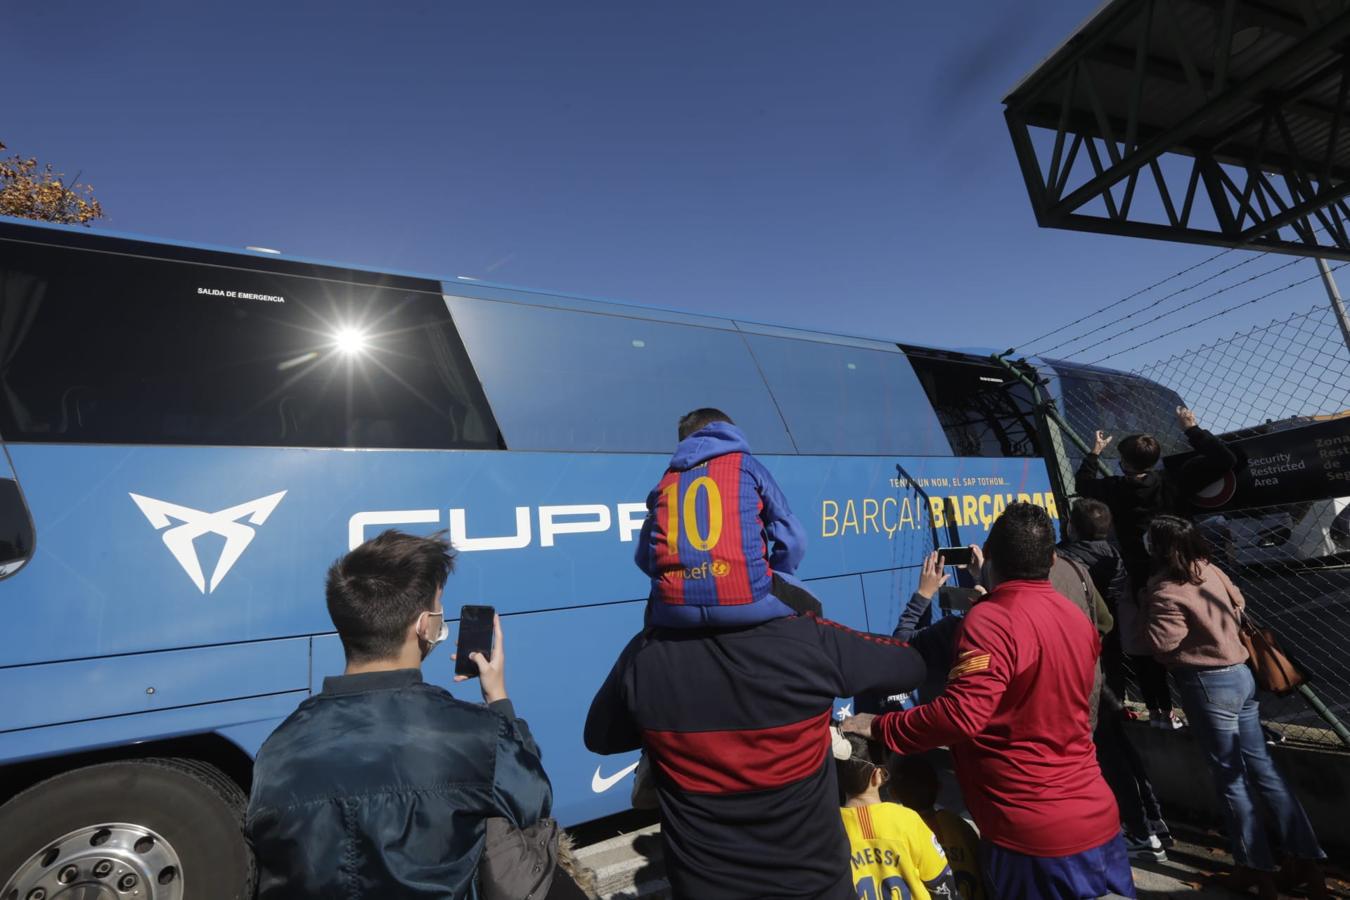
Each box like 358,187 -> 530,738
334,327 -> 369,355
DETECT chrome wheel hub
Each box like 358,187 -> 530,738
3,823 -> 183,900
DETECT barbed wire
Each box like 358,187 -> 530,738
1025,223 -> 1333,359
1086,262 -> 1346,365
1030,254 -> 1266,357
1016,247 -> 1234,350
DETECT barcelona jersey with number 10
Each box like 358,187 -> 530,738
650,451 -> 771,607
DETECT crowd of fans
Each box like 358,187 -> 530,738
240,406 -> 1329,900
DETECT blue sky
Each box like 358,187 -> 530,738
3,1 -> 1337,371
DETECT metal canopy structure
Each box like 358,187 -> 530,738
1004,0 -> 1350,260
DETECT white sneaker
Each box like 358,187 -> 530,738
1125,832 -> 1167,862
1146,818 -> 1174,849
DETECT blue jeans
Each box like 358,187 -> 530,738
1172,664 -> 1324,870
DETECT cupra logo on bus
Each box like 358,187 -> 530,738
347,503 -> 650,552
130,491 -> 287,593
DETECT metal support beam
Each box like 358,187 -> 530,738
1052,211 -> 1350,261
1002,0 -> 1350,259
1316,256 -> 1350,354
1051,9 -> 1350,219
1240,178 -> 1350,242
1005,109 -> 1052,219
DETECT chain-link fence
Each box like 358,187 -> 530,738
1051,302 -> 1350,749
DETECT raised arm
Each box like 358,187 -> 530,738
1075,430 -> 1114,498
489,699 -> 540,758
1176,407 -> 1239,494
471,616 -> 552,826
894,592 -> 933,643
894,552 -> 950,641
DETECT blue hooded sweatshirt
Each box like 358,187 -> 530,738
635,422 -> 809,628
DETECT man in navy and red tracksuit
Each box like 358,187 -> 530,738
586,409 -> 927,900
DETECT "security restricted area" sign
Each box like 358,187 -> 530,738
1167,415 -> 1350,511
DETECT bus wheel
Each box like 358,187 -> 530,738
0,758 -> 255,900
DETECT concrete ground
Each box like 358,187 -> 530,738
571,772 -> 1350,900
1126,823 -> 1349,899
574,820 -> 1350,899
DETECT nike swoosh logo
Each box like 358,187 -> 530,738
591,761 -> 640,794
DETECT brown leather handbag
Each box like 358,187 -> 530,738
1237,616 -> 1308,696
1223,575 -> 1307,695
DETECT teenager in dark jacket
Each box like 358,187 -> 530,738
1076,405 -> 1237,729
1075,406 -> 1237,583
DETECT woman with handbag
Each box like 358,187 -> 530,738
1140,515 -> 1327,900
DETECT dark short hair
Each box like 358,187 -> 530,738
835,732 -> 887,802
1070,498 -> 1113,540
1119,434 -> 1162,471
1147,514 -> 1211,586
985,502 -> 1056,581
886,755 -> 939,812
325,530 -> 455,663
678,408 -> 734,441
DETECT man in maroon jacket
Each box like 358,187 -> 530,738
844,502 -> 1134,899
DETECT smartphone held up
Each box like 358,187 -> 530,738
454,604 -> 496,678
935,545 -> 974,567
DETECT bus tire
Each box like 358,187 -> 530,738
0,757 -> 255,900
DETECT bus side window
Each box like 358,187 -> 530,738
446,297 -> 796,453
0,239 -> 502,450
0,476 -> 34,578
743,334 -> 952,457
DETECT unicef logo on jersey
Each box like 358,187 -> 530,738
676,558 -> 733,580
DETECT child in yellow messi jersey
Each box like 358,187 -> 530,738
835,732 -> 959,900
887,754 -> 988,900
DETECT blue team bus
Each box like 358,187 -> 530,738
0,217 -> 1182,897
